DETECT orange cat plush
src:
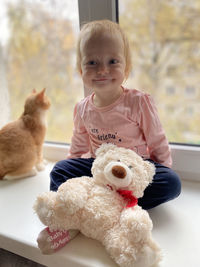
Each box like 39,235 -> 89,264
0,88 -> 50,180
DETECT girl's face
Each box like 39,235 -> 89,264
80,32 -> 126,94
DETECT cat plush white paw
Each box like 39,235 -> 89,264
36,162 -> 46,171
4,168 -> 37,180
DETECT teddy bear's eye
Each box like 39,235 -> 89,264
117,160 -> 121,162
128,165 -> 133,169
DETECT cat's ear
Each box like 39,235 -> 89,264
32,88 -> 37,94
41,88 -> 46,94
37,88 -> 46,101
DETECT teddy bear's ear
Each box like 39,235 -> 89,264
95,143 -> 116,157
143,160 -> 156,183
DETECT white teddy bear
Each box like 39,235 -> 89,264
34,143 -> 161,267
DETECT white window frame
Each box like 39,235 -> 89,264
78,0 -> 118,25
44,0 -> 200,183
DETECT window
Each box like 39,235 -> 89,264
119,0 -> 200,145
0,0 -> 83,143
1,0 -> 200,146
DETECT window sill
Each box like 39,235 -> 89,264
170,143 -> 200,182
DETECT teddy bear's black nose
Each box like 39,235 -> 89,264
112,165 -> 127,179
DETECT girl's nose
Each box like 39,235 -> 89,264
97,63 -> 109,74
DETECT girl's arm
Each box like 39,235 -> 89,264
139,94 -> 172,168
67,103 -> 90,159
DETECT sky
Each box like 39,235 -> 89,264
0,0 -> 79,46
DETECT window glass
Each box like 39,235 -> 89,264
0,0 -> 83,143
119,0 -> 200,145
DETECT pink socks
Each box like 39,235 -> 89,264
37,227 -> 79,254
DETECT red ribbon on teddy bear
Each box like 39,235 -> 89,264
117,189 -> 138,208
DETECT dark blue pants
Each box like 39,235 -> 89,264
50,158 -> 181,210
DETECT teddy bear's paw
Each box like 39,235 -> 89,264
134,245 -> 161,267
116,253 -> 137,267
133,216 -> 153,241
56,180 -> 90,215
121,208 -> 153,242
33,192 -> 56,225
129,223 -> 150,243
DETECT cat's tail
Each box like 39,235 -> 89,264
0,172 -> 5,179
0,163 -> 6,179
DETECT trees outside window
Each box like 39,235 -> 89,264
119,0 -> 200,144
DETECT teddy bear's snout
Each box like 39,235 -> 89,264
104,162 -> 132,188
112,165 -> 127,179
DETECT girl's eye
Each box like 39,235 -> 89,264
88,60 -> 97,65
110,59 -> 118,64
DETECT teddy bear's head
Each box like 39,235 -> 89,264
91,143 -> 155,198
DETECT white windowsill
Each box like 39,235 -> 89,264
170,143 -> 200,182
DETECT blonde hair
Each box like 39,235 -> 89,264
76,20 -> 132,80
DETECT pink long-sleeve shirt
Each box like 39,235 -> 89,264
68,87 -> 172,168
